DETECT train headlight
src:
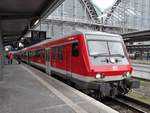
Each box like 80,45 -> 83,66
96,74 -> 101,79
126,72 -> 130,76
96,74 -> 105,79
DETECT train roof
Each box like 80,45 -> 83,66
73,30 -> 121,37
22,30 -> 122,50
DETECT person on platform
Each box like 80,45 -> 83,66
8,53 -> 14,64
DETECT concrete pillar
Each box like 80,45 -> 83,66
0,22 -> 3,81
140,50 -> 143,60
147,50 -> 149,60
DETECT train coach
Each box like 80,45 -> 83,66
16,31 -> 140,98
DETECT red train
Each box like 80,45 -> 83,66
16,31 -> 140,97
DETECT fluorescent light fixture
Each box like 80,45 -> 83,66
19,42 -> 24,47
34,20 -> 39,25
5,47 -> 9,51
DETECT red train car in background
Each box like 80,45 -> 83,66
16,31 -> 140,98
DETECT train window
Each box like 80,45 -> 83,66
41,49 -> 45,58
88,41 -> 109,56
35,50 -> 40,57
31,51 -> 34,56
40,49 -> 45,59
108,42 -> 125,57
72,43 -> 79,57
28,51 -> 30,57
52,48 -> 57,59
58,47 -> 63,61
35,49 -> 44,57
32,51 -> 35,56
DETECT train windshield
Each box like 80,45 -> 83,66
88,41 -> 125,58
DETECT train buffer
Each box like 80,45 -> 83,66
0,63 -> 118,113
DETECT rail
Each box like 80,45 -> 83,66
109,96 -> 150,113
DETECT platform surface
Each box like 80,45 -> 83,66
0,62 -> 117,113
132,63 -> 150,80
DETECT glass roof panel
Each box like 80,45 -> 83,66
91,0 -> 116,12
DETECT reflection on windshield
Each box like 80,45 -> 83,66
88,40 -> 125,57
88,41 -> 109,56
108,42 -> 125,57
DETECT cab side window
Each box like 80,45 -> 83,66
72,43 -> 79,57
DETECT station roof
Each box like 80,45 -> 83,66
122,30 -> 150,42
127,44 -> 150,51
0,0 -> 64,46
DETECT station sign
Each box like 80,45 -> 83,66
19,30 -> 47,49
31,30 -> 46,43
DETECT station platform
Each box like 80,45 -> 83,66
132,63 -> 150,80
0,62 -> 118,113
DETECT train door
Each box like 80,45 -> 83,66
27,51 -> 30,64
45,48 -> 51,75
71,42 -> 81,75
28,51 -> 31,64
65,44 -> 72,79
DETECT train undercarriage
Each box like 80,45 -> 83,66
74,78 -> 140,99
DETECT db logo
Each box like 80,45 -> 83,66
112,66 -> 118,71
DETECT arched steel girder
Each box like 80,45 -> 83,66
104,0 -> 122,24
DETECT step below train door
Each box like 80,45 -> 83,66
45,48 -> 51,75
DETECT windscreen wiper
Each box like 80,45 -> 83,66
91,53 -> 108,58
111,54 -> 125,58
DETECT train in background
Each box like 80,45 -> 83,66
15,31 -> 140,98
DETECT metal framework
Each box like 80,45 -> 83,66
80,0 -> 100,23
122,30 -> 150,42
33,0 -> 102,39
104,0 -> 122,25
105,0 -> 150,33
127,45 -> 150,51
0,0 -> 65,46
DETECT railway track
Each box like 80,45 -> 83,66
51,72 -> 150,113
102,96 -> 150,113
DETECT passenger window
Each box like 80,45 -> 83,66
72,43 -> 79,57
29,51 -> 31,57
35,49 -> 41,57
41,49 -> 45,59
58,47 -> 63,61
52,48 -> 57,59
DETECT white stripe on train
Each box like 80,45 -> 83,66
30,61 -> 130,82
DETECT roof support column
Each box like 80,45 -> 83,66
0,21 -> 4,81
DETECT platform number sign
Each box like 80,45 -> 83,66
31,30 -> 46,44
31,31 -> 39,41
39,31 -> 46,40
